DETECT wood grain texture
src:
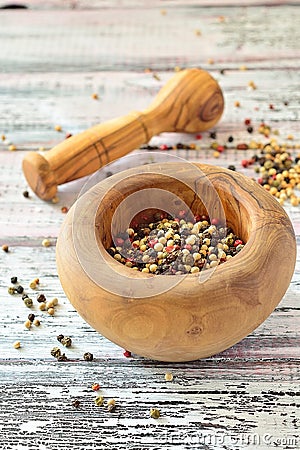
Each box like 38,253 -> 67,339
56,163 -> 296,362
0,2 -> 299,448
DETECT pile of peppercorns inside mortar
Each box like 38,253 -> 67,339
107,211 -> 244,275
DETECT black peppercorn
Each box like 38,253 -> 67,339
209,131 -> 217,139
72,399 -> 80,408
22,293 -> 29,300
228,165 -> 236,171
10,276 -> 18,284
228,136 -> 234,143
16,285 -> 24,294
83,352 -> 94,361
28,313 -> 35,322
57,353 -> 68,362
57,334 -> 64,343
22,190 -> 29,198
37,293 -> 46,303
247,126 -> 253,134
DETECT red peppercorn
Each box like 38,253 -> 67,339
241,160 -> 249,168
178,210 -> 186,218
211,218 -> 219,225
165,246 -> 174,253
65,132 -> 72,139
115,238 -> 124,246
237,143 -> 249,150
184,244 -> 192,251
217,145 -> 225,153
149,239 -> 158,248
244,118 -> 251,125
258,178 -> 263,185
195,134 -> 202,140
61,206 -> 68,214
123,350 -> 132,358
92,383 -> 101,391
159,144 -> 169,151
234,239 -> 243,247
269,104 -> 274,110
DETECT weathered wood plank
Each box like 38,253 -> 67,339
0,6 -> 300,74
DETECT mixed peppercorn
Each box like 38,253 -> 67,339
107,212 -> 244,274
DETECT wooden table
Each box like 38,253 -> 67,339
0,1 -> 299,448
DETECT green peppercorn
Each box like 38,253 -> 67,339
83,352 -> 93,361
24,297 -> 33,308
94,396 -> 104,406
150,408 -> 160,419
61,336 -> 72,347
8,286 -> 16,295
50,347 -> 61,358
16,285 -> 24,294
57,353 -> 68,362
10,276 -> 17,284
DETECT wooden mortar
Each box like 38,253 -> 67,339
56,162 -> 296,362
22,68 -> 224,200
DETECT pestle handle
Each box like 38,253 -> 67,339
22,68 -> 224,200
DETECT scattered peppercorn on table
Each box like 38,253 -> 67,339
0,1 -> 299,449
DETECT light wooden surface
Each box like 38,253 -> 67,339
0,1 -> 299,449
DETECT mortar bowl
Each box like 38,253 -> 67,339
56,162 -> 296,362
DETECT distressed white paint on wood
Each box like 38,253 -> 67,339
0,3 -> 299,449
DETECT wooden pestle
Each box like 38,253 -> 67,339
22,68 -> 224,200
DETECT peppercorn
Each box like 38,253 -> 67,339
209,131 -> 217,139
83,352 -> 93,361
10,276 -> 17,284
57,334 -> 64,343
33,319 -> 40,327
8,287 -> 16,295
123,350 -> 131,358
51,196 -> 59,204
24,297 -> 33,308
13,341 -> 21,349
16,285 -> 24,294
8,144 -> 16,151
39,302 -> 46,311
22,190 -> 29,198
24,319 -> 31,329
94,396 -> 104,406
61,206 -> 68,214
2,245 -> 9,252
91,93 -> 98,100
37,294 -> 46,303
42,239 -> 51,247
150,408 -> 160,419
28,313 -> 35,322
72,399 -> 80,408
107,404 -> 116,413
165,372 -> 173,382
92,383 -> 100,391
47,307 -> 55,316
29,281 -> 37,289
247,126 -> 253,134
61,336 -> 72,347
22,293 -> 28,300
51,347 -> 61,358
54,125 -> 62,132
57,353 -> 68,362
228,165 -> 236,171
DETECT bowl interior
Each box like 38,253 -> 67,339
95,171 -> 251,257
